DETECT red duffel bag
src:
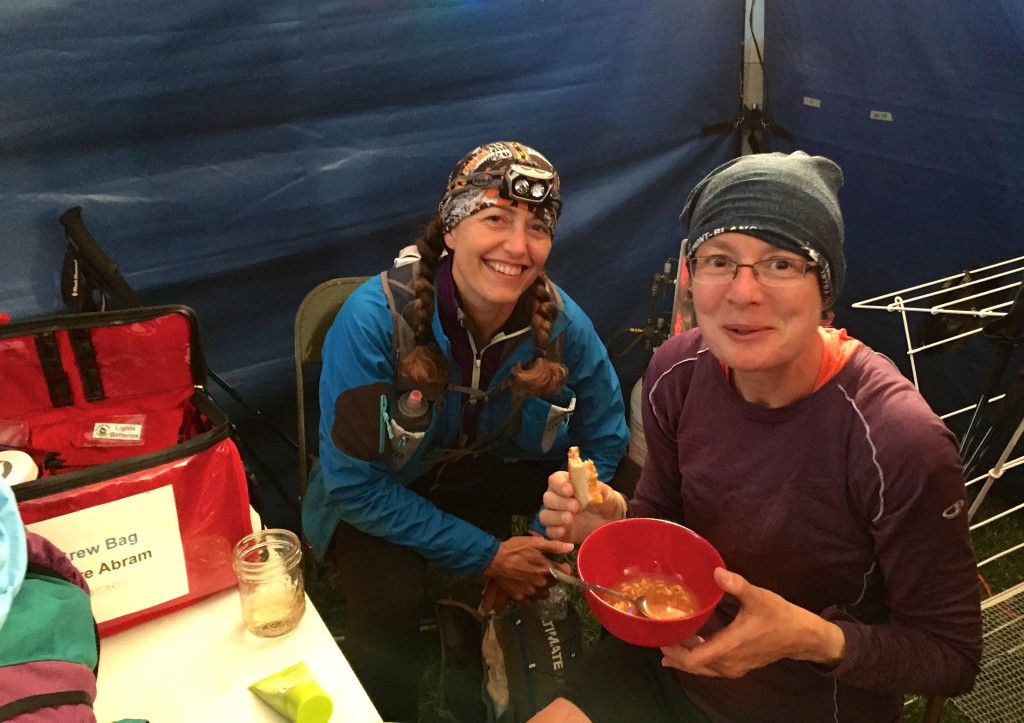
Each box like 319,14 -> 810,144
2,305 -> 253,637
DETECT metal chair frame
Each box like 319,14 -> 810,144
293,276 -> 370,499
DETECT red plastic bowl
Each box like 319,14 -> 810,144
576,517 -> 725,648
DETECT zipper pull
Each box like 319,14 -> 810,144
379,394 -> 393,454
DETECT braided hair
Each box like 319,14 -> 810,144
509,274 -> 567,398
397,216 -> 450,395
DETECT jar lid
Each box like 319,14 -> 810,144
284,680 -> 333,723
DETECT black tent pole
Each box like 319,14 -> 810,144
959,280 -> 1024,474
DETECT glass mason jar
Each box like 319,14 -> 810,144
232,528 -> 306,638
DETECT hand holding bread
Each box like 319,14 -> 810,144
541,447 -> 628,544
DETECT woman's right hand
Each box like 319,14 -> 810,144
481,534 -> 573,610
539,470 -> 626,544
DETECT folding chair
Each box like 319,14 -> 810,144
293,276 -> 371,500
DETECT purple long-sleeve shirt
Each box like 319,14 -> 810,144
631,329 -> 982,723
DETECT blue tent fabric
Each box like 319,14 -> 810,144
6,1 -> 1024,523
763,0 -> 1024,418
1,1 -> 744,527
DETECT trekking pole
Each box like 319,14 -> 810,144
59,206 -> 142,310
206,370 -> 299,452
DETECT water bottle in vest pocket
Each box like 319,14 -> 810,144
390,389 -> 432,471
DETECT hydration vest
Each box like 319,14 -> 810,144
378,261 -> 568,465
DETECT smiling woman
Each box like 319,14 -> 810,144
300,140 -> 630,720
443,205 -> 553,342
688,232 -> 826,408
533,152 -> 982,723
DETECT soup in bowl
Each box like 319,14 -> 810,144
576,517 -> 724,648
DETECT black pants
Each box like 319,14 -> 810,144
560,631 -> 712,723
333,455 -> 560,722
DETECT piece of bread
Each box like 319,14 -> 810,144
568,446 -> 604,508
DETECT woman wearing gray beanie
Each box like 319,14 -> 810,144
535,152 -> 981,722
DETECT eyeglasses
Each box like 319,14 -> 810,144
688,255 -> 819,287
447,163 -> 559,205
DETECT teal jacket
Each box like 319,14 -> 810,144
302,274 -> 629,576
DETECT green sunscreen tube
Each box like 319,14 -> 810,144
248,661 -> 333,723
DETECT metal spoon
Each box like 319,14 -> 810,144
548,565 -> 652,618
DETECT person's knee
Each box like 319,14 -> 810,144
332,523 -> 428,622
528,697 -> 592,723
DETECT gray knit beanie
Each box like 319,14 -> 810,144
680,151 -> 845,307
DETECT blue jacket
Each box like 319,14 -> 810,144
302,274 -> 629,576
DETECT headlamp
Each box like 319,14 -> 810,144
450,163 -> 556,205
439,143 -> 563,234
504,163 -> 555,203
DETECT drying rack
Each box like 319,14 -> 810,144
852,256 -> 1024,722
852,256 -> 1023,388
851,255 -> 1024,517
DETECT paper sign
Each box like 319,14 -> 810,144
27,485 -> 190,623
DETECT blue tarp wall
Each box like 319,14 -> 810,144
1,1 -> 745,528
764,1 -> 1024,421
3,1 -> 1023,526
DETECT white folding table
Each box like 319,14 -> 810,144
94,588 -> 383,722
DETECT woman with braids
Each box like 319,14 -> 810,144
302,141 -> 629,720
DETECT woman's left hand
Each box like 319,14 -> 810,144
659,568 -> 846,678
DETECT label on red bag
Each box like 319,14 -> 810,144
27,485 -> 190,623
92,422 -> 143,441
87,415 -> 146,446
